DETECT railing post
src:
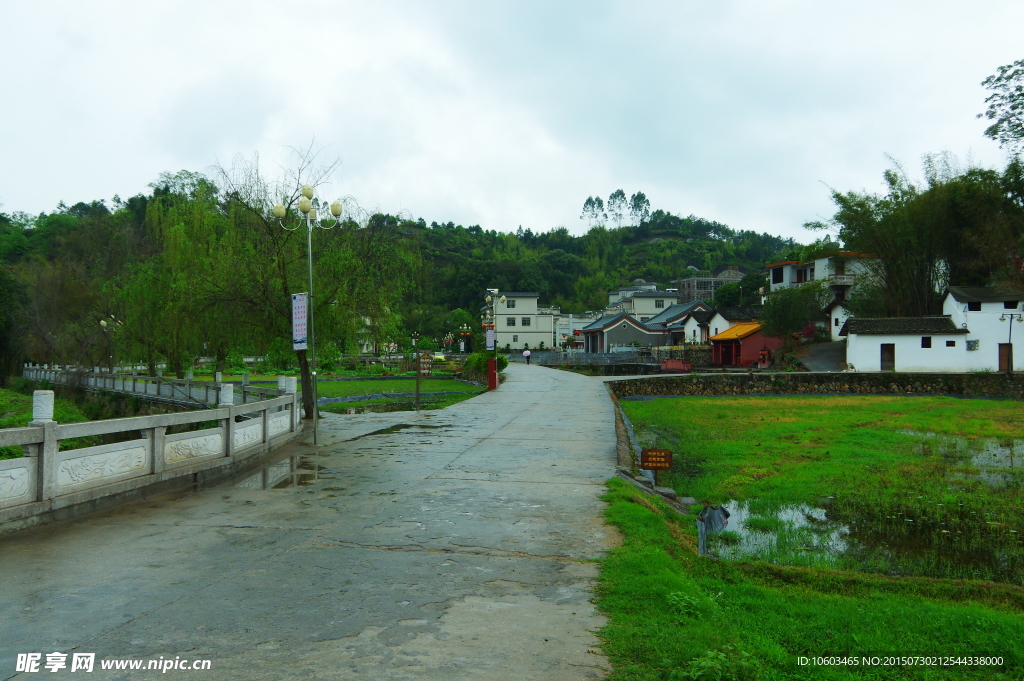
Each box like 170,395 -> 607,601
147,426 -> 167,474
262,405 -> 270,444
28,391 -> 58,502
219,385 -> 235,458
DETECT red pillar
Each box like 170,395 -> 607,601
488,357 -> 498,391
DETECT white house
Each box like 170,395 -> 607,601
679,310 -> 716,343
490,292 -> 557,350
841,316 -> 971,372
943,286 -> 1024,372
824,300 -> 852,342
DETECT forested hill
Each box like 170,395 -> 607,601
397,209 -> 795,314
0,183 -> 796,372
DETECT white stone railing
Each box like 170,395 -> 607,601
0,387 -> 302,528
22,365 -> 285,406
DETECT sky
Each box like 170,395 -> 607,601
0,1 -> 1021,242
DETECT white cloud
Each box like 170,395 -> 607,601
1,0 -> 1021,243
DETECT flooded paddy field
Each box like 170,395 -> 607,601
622,395 -> 1024,583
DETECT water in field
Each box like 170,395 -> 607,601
704,435 -> 1024,584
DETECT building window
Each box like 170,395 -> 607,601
655,300 -> 664,308
640,317 -> 649,322
921,336 -> 932,348
506,299 -> 516,308
968,301 -> 981,311
1005,301 -> 1019,309
946,340 -> 956,347
692,330 -> 696,338
967,340 -> 979,351
506,317 -> 516,326
521,317 -> 531,326
513,335 -> 518,342
714,328 -> 719,335
772,268 -> 783,284
834,317 -> 840,327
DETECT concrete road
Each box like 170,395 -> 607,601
800,341 -> 847,372
0,364 -> 618,680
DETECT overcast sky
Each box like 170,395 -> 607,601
1,1 -> 1020,242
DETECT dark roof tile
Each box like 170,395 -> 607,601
838,316 -> 968,336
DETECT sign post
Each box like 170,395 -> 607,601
640,448 -> 673,486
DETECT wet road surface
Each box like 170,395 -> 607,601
0,363 -> 618,680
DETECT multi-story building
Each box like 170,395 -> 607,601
672,266 -> 744,303
485,291 -> 558,350
764,253 -> 872,300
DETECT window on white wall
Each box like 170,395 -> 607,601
507,299 -> 516,308
655,300 -> 664,308
521,317 -> 531,326
834,318 -> 840,327
506,318 -> 516,326
513,335 -> 518,342
946,340 -> 956,347
921,336 -> 932,348
968,301 -> 982,311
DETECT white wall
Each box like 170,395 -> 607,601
827,305 -> 850,342
846,333 -> 967,372
943,296 -> 1024,371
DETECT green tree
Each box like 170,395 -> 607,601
758,281 -> 830,339
607,189 -> 627,227
979,58 -> 1024,154
629,191 -> 650,225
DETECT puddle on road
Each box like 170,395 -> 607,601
233,456 -> 326,490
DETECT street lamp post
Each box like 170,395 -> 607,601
483,290 -> 506,390
999,313 -> 1024,376
459,324 -> 470,353
273,185 -> 344,445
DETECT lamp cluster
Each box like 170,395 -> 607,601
481,291 -> 506,329
273,185 -> 343,224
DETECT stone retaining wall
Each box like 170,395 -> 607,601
607,372 -> 1024,400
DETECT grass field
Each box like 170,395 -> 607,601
599,479 -> 1024,680
599,395 -> 1024,678
315,378 -> 482,399
317,378 -> 484,413
0,387 -> 98,458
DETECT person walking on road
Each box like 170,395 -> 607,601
523,349 -> 531,365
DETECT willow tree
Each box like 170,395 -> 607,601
214,150 -> 414,418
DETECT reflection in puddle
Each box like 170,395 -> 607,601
234,456 -> 322,489
708,501 -> 849,565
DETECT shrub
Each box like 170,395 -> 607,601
464,352 -> 508,374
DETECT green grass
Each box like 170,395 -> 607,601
315,378 -> 482,399
597,478 -> 1024,680
621,394 -> 1024,508
0,387 -> 99,459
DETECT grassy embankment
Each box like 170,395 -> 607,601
316,378 -> 484,413
0,387 -> 98,459
598,396 -> 1024,679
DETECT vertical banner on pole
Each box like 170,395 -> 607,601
486,329 -> 495,351
292,293 -> 308,350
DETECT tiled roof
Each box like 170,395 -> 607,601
710,322 -> 762,341
838,316 -> 968,336
945,286 -> 1024,304
495,292 -> 540,298
713,306 -> 762,322
643,301 -> 709,326
626,291 -> 679,298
